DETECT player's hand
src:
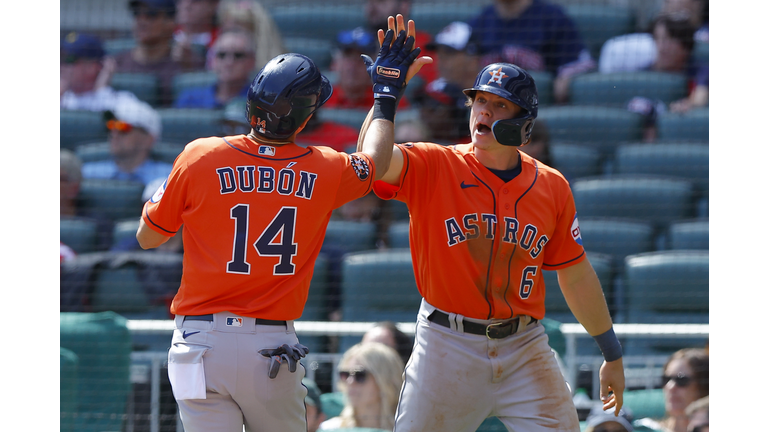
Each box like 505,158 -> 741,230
598,357 -> 625,414
377,15 -> 433,86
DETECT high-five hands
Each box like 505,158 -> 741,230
361,14 -> 433,100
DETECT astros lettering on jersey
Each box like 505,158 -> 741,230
373,144 -> 584,321
142,135 -> 375,320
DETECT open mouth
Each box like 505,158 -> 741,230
476,123 -> 492,134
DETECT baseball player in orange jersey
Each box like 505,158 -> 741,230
357,18 -> 625,431
135,17 -> 431,431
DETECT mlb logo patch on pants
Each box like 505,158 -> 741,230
226,317 -> 243,327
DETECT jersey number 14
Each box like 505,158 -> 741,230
227,204 -> 298,275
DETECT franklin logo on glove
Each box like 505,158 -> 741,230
377,66 -> 401,78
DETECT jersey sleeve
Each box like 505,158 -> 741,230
330,151 -> 376,209
541,178 -> 586,270
141,150 -> 190,236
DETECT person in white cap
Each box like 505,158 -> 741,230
81,97 -> 171,186
584,405 -> 634,432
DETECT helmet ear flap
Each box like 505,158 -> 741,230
492,118 -> 536,147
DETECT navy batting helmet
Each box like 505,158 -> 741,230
246,53 -> 333,141
463,63 -> 538,146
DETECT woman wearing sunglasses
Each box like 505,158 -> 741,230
320,342 -> 404,431
636,348 -> 709,432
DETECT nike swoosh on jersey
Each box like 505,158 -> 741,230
182,331 -> 200,339
460,181 -> 479,189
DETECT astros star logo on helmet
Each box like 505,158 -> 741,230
487,67 -> 508,85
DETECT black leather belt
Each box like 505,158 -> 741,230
183,314 -> 286,326
427,310 -> 536,339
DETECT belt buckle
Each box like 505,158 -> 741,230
485,322 -> 507,339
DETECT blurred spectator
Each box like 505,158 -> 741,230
584,405 -> 634,432
414,78 -> 470,145
174,28 -> 256,108
61,149 -> 114,251
319,342 -> 404,430
519,119 -> 553,167
173,0 -> 221,60
684,396 -> 708,432
60,32 -> 142,111
660,0 -> 708,42
425,21 -> 481,90
363,0 -> 438,87
469,0 -> 596,104
361,321 -> 414,367
394,116 -> 430,143
326,27 -> 411,110
304,378 -> 327,432
81,98 -> 172,186
635,348 -> 709,432
216,0 -> 286,71
294,113 -> 361,152
114,0 -> 206,106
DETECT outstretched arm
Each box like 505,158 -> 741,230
357,15 -> 432,182
557,258 -> 625,414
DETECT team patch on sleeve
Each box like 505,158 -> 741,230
150,178 -> 168,203
349,154 -> 370,181
571,213 -> 583,246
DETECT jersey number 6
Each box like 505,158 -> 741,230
519,266 -> 537,299
227,204 -> 298,276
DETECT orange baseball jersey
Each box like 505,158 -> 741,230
373,143 -> 585,320
142,135 -> 375,320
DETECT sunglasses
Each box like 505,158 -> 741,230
339,369 -> 368,384
662,372 -> 692,388
106,119 -> 134,134
216,51 -> 250,60
691,424 -> 708,432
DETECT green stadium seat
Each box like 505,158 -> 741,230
320,391 -> 345,419
60,311 -> 132,432
542,252 -> 612,324
389,200 -> 410,222
613,142 -> 709,196
324,220 -> 378,253
61,216 -> 100,254
111,217 -> 140,246
283,37 -> 333,71
317,108 -> 370,130
549,142 -> 603,180
111,72 -> 159,106
61,110 -> 109,150
388,221 -> 410,249
341,249 -> 421,323
78,179 -> 145,222
60,347 -> 79,432
571,175 -> 695,230
172,71 -> 218,101
410,3 -> 488,36
530,71 -> 555,107
623,389 -> 666,421
158,108 -> 224,145
656,108 -> 709,142
90,251 -> 182,319
537,106 -> 644,156
579,218 -> 655,267
623,250 -> 709,324
667,219 -> 708,250
569,72 -> 688,108
271,6 -> 365,42
564,4 -> 636,60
